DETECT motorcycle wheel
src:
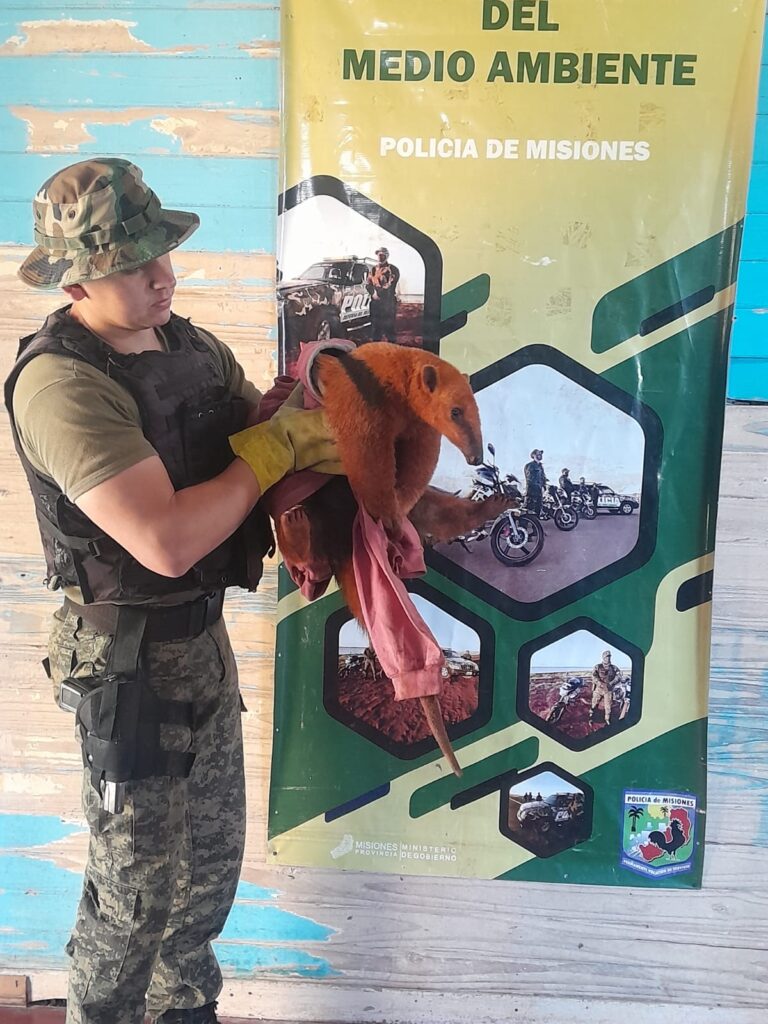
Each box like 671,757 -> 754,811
489,514 -> 544,566
581,503 -> 597,521
546,702 -> 565,724
554,508 -> 579,531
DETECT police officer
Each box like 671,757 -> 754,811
366,245 -> 400,342
5,158 -> 340,1024
559,467 -> 575,500
590,649 -> 623,726
524,448 -> 546,516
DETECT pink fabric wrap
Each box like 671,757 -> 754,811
351,505 -> 444,700
257,340 -> 445,699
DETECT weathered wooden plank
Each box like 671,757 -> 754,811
747,162 -> 768,210
730,310 -> 768,357
752,114 -> 768,162
19,968 -> 768,1024
0,55 -> 277,109
740,211 -> 768,261
0,2 -> 278,11
0,9 -> 278,55
1,106 -> 278,157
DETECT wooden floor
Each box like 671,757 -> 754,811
1,259 -> 766,1022
0,1012 -> 257,1024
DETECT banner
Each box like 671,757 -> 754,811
268,1 -> 764,887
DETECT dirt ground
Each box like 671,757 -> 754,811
391,301 -> 425,348
529,671 -> 604,739
334,669 -> 479,746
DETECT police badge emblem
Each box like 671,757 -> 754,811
621,791 -> 697,879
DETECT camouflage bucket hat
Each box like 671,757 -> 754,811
19,157 -> 199,289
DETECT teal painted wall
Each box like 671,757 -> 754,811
729,16 -> 768,400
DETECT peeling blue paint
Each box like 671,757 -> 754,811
0,813 -> 83,849
0,815 -> 337,978
0,9 -> 278,54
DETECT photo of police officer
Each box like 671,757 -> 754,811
366,245 -> 400,342
559,468 -> 575,501
276,193 -> 426,369
590,649 -> 628,726
524,449 -> 545,515
525,630 -> 634,742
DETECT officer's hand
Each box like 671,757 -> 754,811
230,386 -> 344,494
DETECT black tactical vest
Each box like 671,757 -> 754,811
4,307 -> 273,604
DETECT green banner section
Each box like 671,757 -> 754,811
269,0 -> 764,888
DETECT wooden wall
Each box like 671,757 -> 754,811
1,4 -> 767,1022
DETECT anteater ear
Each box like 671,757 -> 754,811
462,373 -> 470,382
422,364 -> 438,393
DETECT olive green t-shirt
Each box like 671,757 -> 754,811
13,321 -> 262,504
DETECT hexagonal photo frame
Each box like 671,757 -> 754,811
427,345 -> 662,621
516,618 -> 644,752
499,763 -> 594,860
323,579 -> 494,761
277,175 -> 442,373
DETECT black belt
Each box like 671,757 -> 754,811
64,590 -> 225,643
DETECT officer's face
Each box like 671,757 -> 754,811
74,254 -> 177,330
602,652 -> 612,665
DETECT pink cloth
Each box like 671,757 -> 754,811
351,505 -> 444,700
257,341 -> 445,699
257,374 -> 298,419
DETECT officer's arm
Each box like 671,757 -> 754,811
77,454 -> 261,578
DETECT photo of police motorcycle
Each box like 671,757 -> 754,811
431,363 -> 645,604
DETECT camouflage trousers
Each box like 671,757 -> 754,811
47,603 -> 246,1024
590,681 -> 613,724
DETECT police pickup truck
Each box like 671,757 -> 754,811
593,485 -> 639,516
278,256 -> 376,364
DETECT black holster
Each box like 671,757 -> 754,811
76,606 -> 196,800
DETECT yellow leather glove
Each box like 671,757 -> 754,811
230,384 -> 343,493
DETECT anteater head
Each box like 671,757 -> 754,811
416,358 -> 483,465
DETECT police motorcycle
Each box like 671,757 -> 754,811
571,490 -> 597,521
455,443 -> 544,566
533,482 -> 579,531
545,676 -> 584,724
468,444 -> 523,502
